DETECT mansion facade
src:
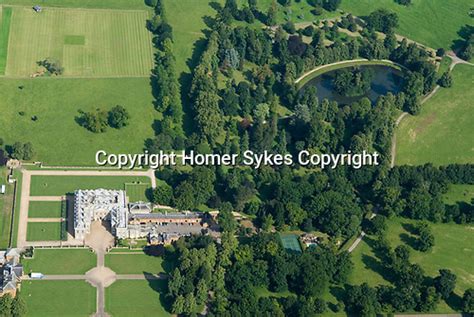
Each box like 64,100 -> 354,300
73,189 -> 205,243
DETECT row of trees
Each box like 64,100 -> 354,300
148,0 -> 184,143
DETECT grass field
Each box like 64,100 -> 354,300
26,221 -> 62,241
104,252 -> 166,275
10,169 -> 22,247
28,200 -> 63,218
0,0 -> 149,10
0,167 -> 14,248
350,217 -> 473,313
396,64 -> 474,165
341,0 -> 472,49
125,183 -> 150,202
163,0 -> 218,78
443,184 -> 474,205
22,280 -> 96,317
0,78 -> 158,165
0,6 -> 12,74
30,175 -> 151,196
4,6 -> 153,77
105,280 -> 170,317
22,248 -> 96,274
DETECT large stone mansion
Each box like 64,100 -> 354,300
74,189 -> 205,244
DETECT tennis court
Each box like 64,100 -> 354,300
279,233 -> 302,253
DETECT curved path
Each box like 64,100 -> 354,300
294,58 -> 402,85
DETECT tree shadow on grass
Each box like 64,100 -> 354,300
401,222 -> 417,235
327,285 -> 345,312
361,254 -> 393,284
399,232 -> 418,250
364,236 -> 390,263
445,291 -> 463,312
143,245 -> 164,257
144,272 -> 172,312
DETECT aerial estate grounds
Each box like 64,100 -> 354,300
0,0 -> 472,315
396,64 -> 474,165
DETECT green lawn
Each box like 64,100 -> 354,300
30,175 -> 151,196
26,221 -> 62,241
350,217 -> 474,313
0,0 -> 149,10
443,184 -> 474,205
163,0 -> 218,77
0,77 -> 158,166
22,280 -> 96,317
10,169 -> 22,247
254,286 -> 294,298
5,6 -> 153,77
438,56 -> 452,75
0,167 -> 14,248
0,6 -> 12,74
28,201 -> 63,218
125,183 -> 150,202
105,280 -> 171,317
341,0 -> 472,49
105,252 -> 165,274
396,64 -> 474,165
22,248 -> 96,274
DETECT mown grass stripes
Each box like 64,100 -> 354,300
6,6 -> 153,77
0,6 -> 12,74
